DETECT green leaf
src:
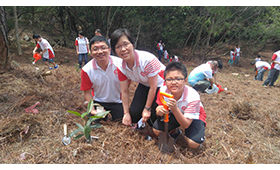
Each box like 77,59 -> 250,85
90,123 -> 103,129
87,99 -> 94,113
67,110 -> 81,117
74,134 -> 84,140
69,129 -> 82,137
81,112 -> 89,119
84,125 -> 92,140
75,123 -> 84,131
95,110 -> 110,117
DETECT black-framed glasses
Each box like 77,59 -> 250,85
165,78 -> 185,84
91,46 -> 109,52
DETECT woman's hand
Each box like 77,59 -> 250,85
122,114 -> 132,126
142,108 -> 151,123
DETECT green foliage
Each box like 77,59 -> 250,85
67,99 -> 110,142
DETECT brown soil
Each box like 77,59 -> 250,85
1,44 -> 280,164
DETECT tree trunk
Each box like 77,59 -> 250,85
13,6 -> 22,55
0,6 -> 11,70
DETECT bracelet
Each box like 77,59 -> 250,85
144,107 -> 151,111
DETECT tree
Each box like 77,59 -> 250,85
0,6 -> 11,70
13,6 -> 22,55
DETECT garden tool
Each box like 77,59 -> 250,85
62,124 -> 71,145
158,91 -> 175,153
32,52 -> 42,64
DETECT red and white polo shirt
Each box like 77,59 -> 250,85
255,61 -> 271,71
156,85 -> 206,124
80,56 -> 122,103
117,50 -> 165,87
36,38 -> 55,59
271,50 -> 280,70
75,37 -> 89,54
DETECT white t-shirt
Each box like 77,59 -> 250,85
157,85 -> 206,124
80,56 -> 122,103
75,37 -> 89,54
235,47 -> 241,56
117,50 -> 165,87
188,63 -> 213,87
255,61 -> 271,71
36,38 -> 55,59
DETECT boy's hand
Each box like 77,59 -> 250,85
155,105 -> 169,117
167,98 -> 177,111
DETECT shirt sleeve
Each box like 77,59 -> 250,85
75,39 -> 78,46
36,43 -> 40,48
80,69 -> 93,91
144,58 -> 161,77
272,54 -> 277,61
117,67 -> 128,81
156,90 -> 163,105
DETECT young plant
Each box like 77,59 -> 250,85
67,99 -> 110,142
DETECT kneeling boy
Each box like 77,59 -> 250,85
153,62 -> 206,149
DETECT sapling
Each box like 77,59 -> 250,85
67,99 -> 110,142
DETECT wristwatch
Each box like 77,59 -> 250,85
144,107 -> 151,111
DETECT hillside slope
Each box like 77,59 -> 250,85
0,45 -> 280,164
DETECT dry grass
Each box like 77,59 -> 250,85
1,46 -> 280,164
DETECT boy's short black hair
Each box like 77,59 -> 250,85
164,62 -> 188,79
89,36 -> 110,50
33,34 -> 41,39
111,28 -> 135,54
250,61 -> 256,65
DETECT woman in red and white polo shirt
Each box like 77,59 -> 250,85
111,28 -> 166,127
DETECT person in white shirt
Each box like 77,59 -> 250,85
234,44 -> 242,65
75,31 -> 89,68
80,36 -> 123,121
188,61 -> 219,92
32,34 -> 58,69
251,61 -> 271,81
263,50 -> 280,87
111,28 -> 166,127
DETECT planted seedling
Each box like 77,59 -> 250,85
67,99 -> 110,142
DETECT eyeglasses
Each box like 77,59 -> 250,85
115,42 -> 131,51
91,46 -> 109,52
165,78 -> 185,84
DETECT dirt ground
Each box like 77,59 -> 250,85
0,44 -> 280,164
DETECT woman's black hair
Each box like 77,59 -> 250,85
110,28 -> 135,54
217,60 -> 223,69
78,31 -> 84,36
164,62 -> 188,79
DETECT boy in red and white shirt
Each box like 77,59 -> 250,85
251,61 -> 271,81
81,36 -> 123,121
153,62 -> 206,149
32,34 -> 58,69
263,50 -> 280,87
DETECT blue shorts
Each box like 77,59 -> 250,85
43,58 -> 54,63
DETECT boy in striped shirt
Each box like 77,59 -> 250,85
153,62 -> 206,149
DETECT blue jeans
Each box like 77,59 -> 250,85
158,50 -> 163,62
79,53 -> 88,68
256,68 -> 267,81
